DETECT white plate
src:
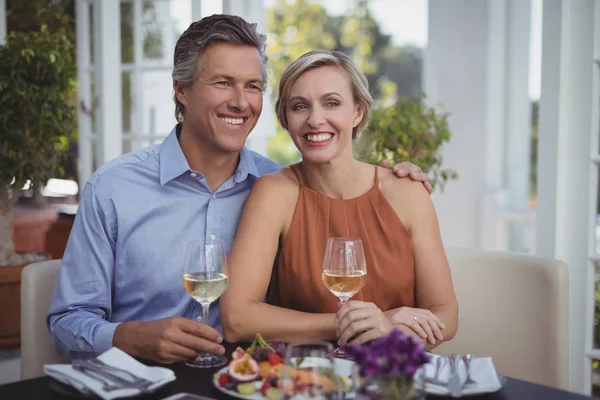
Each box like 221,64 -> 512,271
212,357 -> 356,400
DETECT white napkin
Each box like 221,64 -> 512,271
414,354 -> 503,396
44,347 -> 176,400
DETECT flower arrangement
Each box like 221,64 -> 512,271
343,329 -> 430,399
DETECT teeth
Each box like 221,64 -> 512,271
306,133 -> 333,142
219,117 -> 245,125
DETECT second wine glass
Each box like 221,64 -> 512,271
182,241 -> 229,368
322,238 -> 367,359
322,237 -> 367,304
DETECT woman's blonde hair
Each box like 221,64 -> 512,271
275,50 -> 373,139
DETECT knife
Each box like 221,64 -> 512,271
72,360 -> 152,393
448,354 -> 462,397
85,357 -> 155,386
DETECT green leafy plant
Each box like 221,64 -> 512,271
0,11 -> 76,266
356,94 -> 458,191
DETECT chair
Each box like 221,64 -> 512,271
433,248 -> 569,390
20,259 -> 69,380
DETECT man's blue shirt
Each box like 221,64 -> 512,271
47,126 -> 280,358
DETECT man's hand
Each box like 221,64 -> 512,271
381,160 -> 433,194
113,317 -> 225,364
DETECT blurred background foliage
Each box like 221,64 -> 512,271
356,94 -> 458,191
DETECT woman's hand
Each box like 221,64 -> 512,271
384,307 -> 446,345
336,301 -> 393,345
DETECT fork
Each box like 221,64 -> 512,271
84,357 -> 155,387
72,364 -> 147,392
72,361 -> 153,393
420,356 -> 449,386
462,354 -> 476,387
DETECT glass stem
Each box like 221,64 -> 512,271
201,302 -> 210,326
197,303 -> 212,360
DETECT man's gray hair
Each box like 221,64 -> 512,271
172,14 -> 268,122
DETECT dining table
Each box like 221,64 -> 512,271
0,342 -> 594,400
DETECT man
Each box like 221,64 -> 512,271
47,14 -> 431,364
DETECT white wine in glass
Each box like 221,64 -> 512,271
322,238 -> 367,303
182,272 -> 229,304
182,241 -> 229,368
322,270 -> 367,302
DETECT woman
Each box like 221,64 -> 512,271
221,50 -> 458,349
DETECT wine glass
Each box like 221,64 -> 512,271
322,238 -> 367,304
182,241 -> 229,368
322,238 -> 367,358
280,341 -> 344,399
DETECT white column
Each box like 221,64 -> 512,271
505,0 -> 532,210
424,0 -> 490,249
200,0 -> 223,17
191,0 -> 202,22
585,1 -> 600,392
426,0 -> 532,251
93,0 -> 122,163
484,0 -> 507,190
0,0 -> 6,45
76,0 -> 93,187
132,0 -> 143,144
536,0 -> 596,393
480,0 -> 510,251
223,0 -> 251,17
223,0 -> 276,156
505,0 -> 533,251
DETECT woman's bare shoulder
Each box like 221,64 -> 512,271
250,166 -> 300,201
377,166 -> 429,202
263,166 -> 299,183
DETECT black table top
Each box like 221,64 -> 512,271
0,343 -> 593,400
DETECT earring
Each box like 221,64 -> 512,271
353,120 -> 358,127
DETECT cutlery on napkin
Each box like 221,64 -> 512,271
44,347 -> 176,400
416,353 -> 502,396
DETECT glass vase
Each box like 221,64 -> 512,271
357,375 -> 415,400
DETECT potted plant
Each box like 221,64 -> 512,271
0,12 -> 76,267
0,11 -> 75,347
356,94 -> 458,191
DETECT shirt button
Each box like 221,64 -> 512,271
196,315 -> 203,322
210,234 -> 216,241
212,194 -> 217,199
190,172 -> 197,178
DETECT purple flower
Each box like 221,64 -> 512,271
342,329 -> 431,379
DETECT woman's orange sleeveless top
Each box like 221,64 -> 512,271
268,164 -> 415,313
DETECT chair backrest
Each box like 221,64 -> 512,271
20,259 -> 68,380
434,248 -> 569,390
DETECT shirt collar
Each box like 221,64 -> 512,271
236,146 -> 261,182
159,125 -> 191,186
160,125 -> 261,186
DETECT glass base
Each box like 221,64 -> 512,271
331,346 -> 353,360
185,353 -> 228,368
